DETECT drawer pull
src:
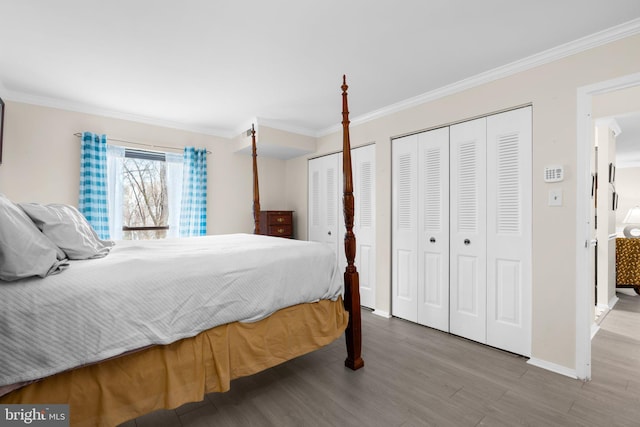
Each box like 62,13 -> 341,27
277,217 -> 284,223
277,228 -> 285,234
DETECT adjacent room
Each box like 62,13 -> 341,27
1,1 -> 640,426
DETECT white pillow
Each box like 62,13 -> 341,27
0,194 -> 67,281
19,203 -> 115,260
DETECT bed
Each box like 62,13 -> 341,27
616,237 -> 640,294
0,76 -> 363,426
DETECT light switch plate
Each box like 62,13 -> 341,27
549,189 -> 563,206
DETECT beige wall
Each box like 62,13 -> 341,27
0,101 -> 288,235
286,33 -> 640,371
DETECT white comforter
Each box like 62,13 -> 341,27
0,234 -> 343,386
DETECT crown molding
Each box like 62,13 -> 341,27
317,17 -> 640,137
4,87 -> 320,140
3,89 -> 236,139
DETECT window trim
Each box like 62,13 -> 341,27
125,148 -> 166,162
122,225 -> 170,232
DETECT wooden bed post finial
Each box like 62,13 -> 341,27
252,124 -> 261,235
341,75 -> 364,370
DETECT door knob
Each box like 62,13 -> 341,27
464,239 -> 471,245
429,237 -> 436,243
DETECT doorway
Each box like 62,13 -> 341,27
576,71 -> 640,380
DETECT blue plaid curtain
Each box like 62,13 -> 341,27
78,132 -> 110,239
180,147 -> 207,236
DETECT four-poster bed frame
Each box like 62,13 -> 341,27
251,123 -> 261,235
1,76 -> 364,425
249,75 -> 363,370
340,75 -> 364,370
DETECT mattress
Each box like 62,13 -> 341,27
0,234 -> 343,386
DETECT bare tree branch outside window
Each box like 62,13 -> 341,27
122,157 -> 169,239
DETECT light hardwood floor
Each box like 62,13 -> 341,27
123,291 -> 640,426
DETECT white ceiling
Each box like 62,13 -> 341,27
1,1 -> 640,138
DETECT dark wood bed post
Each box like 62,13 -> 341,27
341,75 -> 364,370
251,124 -> 261,234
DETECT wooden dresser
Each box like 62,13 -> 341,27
258,211 -> 294,239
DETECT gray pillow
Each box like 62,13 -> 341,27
0,194 -> 67,281
19,203 -> 115,260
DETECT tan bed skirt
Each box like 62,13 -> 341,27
1,298 -> 348,427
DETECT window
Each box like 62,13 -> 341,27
122,149 -> 169,240
107,146 -> 183,240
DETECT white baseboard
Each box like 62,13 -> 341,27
597,293 -> 619,311
372,309 -> 391,318
527,358 -> 578,380
591,323 -> 601,339
594,304 -> 610,326
593,294 -> 619,327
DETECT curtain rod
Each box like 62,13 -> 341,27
73,133 -> 211,154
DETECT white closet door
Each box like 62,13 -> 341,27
308,154 -> 339,260
449,118 -> 487,343
310,148 -> 377,309
486,107 -> 532,356
337,152 -> 347,276
392,134 -> 418,322
417,128 -> 450,331
352,145 -> 376,309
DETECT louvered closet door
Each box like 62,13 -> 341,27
310,148 -> 377,309
337,152 -> 347,276
308,154 -> 339,259
352,145 -> 376,309
486,107 -> 532,356
449,118 -> 487,344
392,134 -> 418,322
417,128 -> 450,331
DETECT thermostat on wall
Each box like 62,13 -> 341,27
544,165 -> 564,182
